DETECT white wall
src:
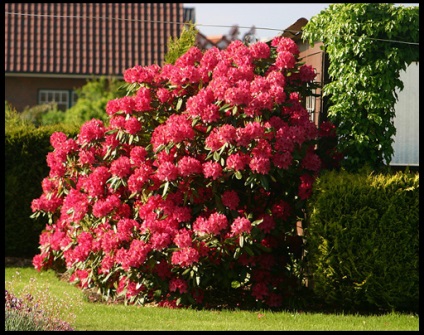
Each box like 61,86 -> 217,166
390,62 -> 419,166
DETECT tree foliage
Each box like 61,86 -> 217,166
164,23 -> 199,65
61,77 -> 127,126
302,3 -> 419,171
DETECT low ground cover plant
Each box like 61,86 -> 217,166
30,36 -> 340,309
5,270 -> 77,331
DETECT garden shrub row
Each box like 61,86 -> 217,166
5,123 -> 80,258
305,168 -> 419,313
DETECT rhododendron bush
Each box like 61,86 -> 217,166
31,37 -> 338,309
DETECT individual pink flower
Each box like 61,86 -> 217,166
299,64 -> 316,82
32,253 -> 51,271
271,200 -> 291,221
81,166 -> 110,198
236,121 -> 264,147
156,87 -> 174,104
31,194 -> 63,213
110,156 -> 132,178
72,231 -> 93,263
193,212 -> 228,236
60,189 -> 89,223
224,80 -> 251,106
116,239 -> 151,271
249,41 -> 270,60
171,247 -> 200,267
200,46 -> 221,71
128,163 -> 153,193
207,76 -> 231,101
230,217 -> 251,236
175,46 -> 203,67
125,116 -> 142,135
77,119 -> 105,145
169,278 -> 189,294
117,218 -> 139,242
298,174 -> 315,200
252,282 -> 269,300
173,229 -> 192,248
177,156 -> 203,177
202,161 -> 223,180
74,269 -> 90,289
221,190 -> 240,210
124,96 -> 140,114
92,194 -> 121,218
130,146 -> 148,166
150,232 -> 172,250
275,51 -> 296,70
226,152 -> 250,171
186,88 -> 215,117
249,156 -> 271,175
156,161 -> 179,182
49,131 -> 68,149
46,152 -> 66,177
271,36 -> 299,55
258,214 -> 276,233
319,120 -> 337,138
301,148 -> 322,172
98,255 -> 115,275
123,64 -> 160,84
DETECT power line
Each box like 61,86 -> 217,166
5,11 -> 419,46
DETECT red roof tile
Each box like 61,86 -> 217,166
5,3 -> 185,77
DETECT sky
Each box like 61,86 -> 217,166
183,3 -> 419,41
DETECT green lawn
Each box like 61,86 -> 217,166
5,266 -> 419,331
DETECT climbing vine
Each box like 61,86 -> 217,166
302,3 -> 419,171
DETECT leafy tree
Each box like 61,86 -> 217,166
164,22 -> 198,65
62,76 -> 126,126
302,3 -> 419,171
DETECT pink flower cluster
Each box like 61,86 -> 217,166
31,36 -> 337,309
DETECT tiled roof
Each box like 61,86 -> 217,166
5,3 -> 185,77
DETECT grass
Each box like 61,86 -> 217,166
5,265 -> 419,331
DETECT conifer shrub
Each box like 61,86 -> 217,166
305,168 -> 419,313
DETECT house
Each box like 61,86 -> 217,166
279,18 -> 419,168
196,24 -> 257,50
5,3 -> 187,112
5,5 -> 417,168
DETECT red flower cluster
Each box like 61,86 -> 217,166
31,37 -> 337,309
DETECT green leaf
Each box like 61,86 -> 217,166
231,281 -> 241,289
235,170 -> 243,180
162,181 -> 169,197
176,98 -> 183,111
259,175 -> 269,190
239,235 -> 244,248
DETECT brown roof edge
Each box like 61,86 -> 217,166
280,17 -> 309,41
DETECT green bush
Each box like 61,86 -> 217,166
304,168 -> 419,313
20,102 -> 61,127
5,123 -> 80,258
61,76 -> 126,126
5,101 -> 34,131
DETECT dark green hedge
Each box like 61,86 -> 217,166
5,124 -> 79,258
305,168 -> 419,313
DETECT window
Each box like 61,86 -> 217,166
38,89 -> 77,111
305,89 -> 316,123
390,62 -> 419,166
